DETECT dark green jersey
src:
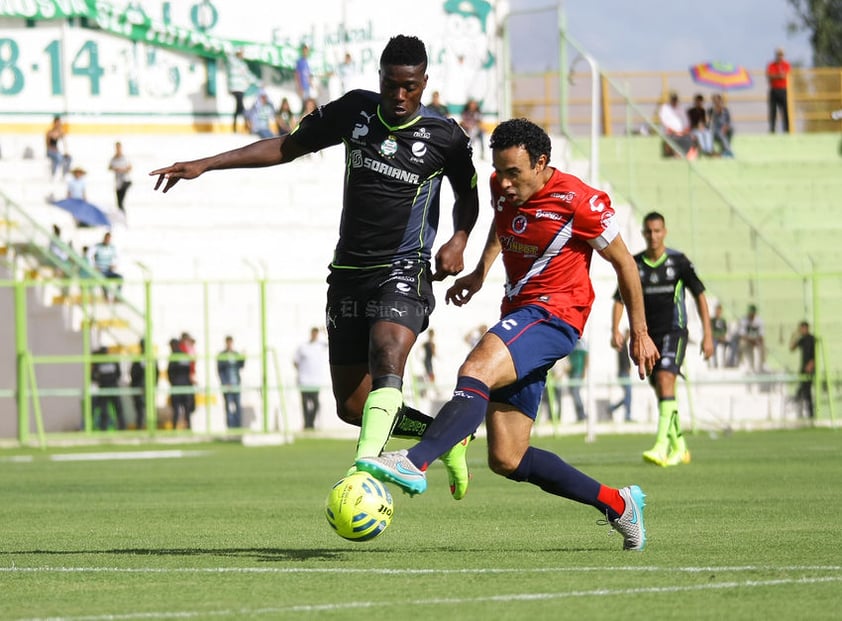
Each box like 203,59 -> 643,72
289,89 -> 478,268
614,248 -> 706,334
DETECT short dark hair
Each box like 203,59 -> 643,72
643,211 -> 665,225
489,118 -> 552,167
380,35 -> 427,70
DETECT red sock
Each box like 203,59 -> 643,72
597,485 -> 625,518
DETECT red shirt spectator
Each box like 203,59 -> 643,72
766,49 -> 790,90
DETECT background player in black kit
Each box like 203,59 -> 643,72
150,35 -> 480,498
611,211 -> 713,467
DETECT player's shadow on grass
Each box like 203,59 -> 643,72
2,547 -> 395,562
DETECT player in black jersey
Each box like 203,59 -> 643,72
611,212 -> 713,467
150,35 -> 479,498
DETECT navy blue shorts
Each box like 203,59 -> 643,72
488,305 -> 580,419
325,260 -> 434,365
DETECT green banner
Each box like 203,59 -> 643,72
0,0 -> 296,68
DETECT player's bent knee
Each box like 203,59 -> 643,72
487,454 -> 518,477
336,405 -> 362,426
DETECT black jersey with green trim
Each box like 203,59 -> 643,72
614,248 -> 706,333
289,89 -> 477,268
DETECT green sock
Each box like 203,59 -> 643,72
355,387 -> 403,460
668,409 -> 686,452
654,398 -> 677,449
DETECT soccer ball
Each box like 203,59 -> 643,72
325,472 -> 394,541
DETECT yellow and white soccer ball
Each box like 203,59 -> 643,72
325,472 -> 394,541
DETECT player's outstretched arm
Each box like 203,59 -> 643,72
149,136 -> 299,193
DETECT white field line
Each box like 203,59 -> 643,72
48,450 -> 210,462
2,565 -> 841,574
11,573 -> 842,621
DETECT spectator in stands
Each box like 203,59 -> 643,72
130,337 -> 158,430
337,52 -> 362,93
658,92 -> 696,158
92,345 -> 125,430
67,166 -> 87,200
48,224 -> 71,295
295,43 -> 315,102
460,98 -> 485,158
90,232 -> 122,301
464,323 -> 487,349
790,321 -> 816,419
108,141 -> 132,213
710,304 -> 729,368
687,94 -> 714,156
276,97 -> 296,135
735,304 -> 765,372
427,90 -> 449,117
766,47 -> 791,133
422,328 -> 436,387
217,335 -> 245,428
708,94 -> 734,158
300,96 -> 318,119
247,90 -> 277,139
567,337 -> 588,422
46,115 -> 71,180
226,48 -> 254,133
167,337 -> 193,430
293,327 -> 328,430
608,329 -> 633,422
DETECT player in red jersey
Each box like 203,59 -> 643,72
358,118 -> 660,550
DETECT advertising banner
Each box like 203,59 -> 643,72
0,0 -> 501,130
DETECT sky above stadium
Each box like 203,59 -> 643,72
508,0 -> 814,73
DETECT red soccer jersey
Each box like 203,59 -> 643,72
766,60 -> 790,89
490,168 -> 619,334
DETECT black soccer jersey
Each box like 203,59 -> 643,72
289,90 -> 478,268
614,248 -> 706,333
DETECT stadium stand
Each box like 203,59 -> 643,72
2,128 -> 835,438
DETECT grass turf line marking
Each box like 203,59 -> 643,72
48,450 -> 210,462
3,565 -> 841,574
13,575 -> 842,621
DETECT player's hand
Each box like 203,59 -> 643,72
432,237 -> 466,281
629,332 -> 659,379
610,329 -> 625,351
149,161 -> 204,193
701,335 -> 715,360
445,271 -> 483,306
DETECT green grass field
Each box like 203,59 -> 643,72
2,429 -> 841,620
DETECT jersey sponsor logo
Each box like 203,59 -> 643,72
496,196 -> 506,211
550,192 -> 576,202
600,210 -> 614,229
411,142 -> 427,158
357,157 -> 420,184
413,127 -> 431,139
512,214 -> 528,234
499,234 -> 539,257
379,135 -> 398,158
535,209 -> 563,221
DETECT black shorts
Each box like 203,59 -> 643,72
650,329 -> 688,384
325,260 -> 435,365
